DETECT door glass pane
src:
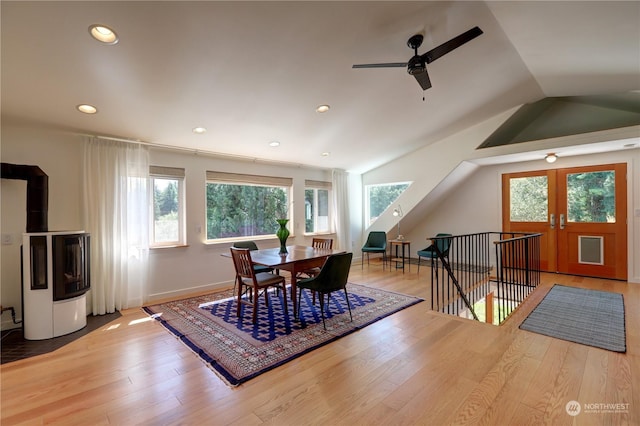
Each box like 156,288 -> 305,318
510,176 -> 548,222
567,171 -> 615,223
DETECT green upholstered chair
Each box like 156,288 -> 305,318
296,252 -> 353,330
417,233 -> 453,273
361,231 -> 387,270
230,247 -> 288,324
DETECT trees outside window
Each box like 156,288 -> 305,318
509,176 -> 548,222
365,182 -> 410,226
205,172 -> 292,241
567,171 -> 615,223
150,166 -> 185,246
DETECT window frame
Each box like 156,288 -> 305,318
304,180 -> 332,235
365,181 -> 411,227
205,171 -> 293,243
149,166 -> 186,248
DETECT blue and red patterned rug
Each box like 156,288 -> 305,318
143,283 -> 423,386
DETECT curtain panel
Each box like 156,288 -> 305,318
331,169 -> 350,251
83,137 -> 150,314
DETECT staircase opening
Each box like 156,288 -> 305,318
428,232 -> 541,325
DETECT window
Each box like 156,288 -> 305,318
509,176 -> 548,222
365,182 -> 410,226
206,171 -> 292,241
150,166 -> 186,247
567,170 -> 616,223
305,180 -> 332,234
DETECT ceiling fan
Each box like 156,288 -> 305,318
353,26 -> 483,91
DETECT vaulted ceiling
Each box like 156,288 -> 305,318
2,1 -> 639,173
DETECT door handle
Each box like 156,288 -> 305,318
550,213 -> 555,229
560,213 -> 565,230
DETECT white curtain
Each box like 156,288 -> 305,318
83,137 -> 150,314
332,169 -> 351,251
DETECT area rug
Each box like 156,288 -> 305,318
143,283 -> 423,386
519,284 -> 626,352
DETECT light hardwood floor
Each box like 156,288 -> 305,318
1,262 -> 638,425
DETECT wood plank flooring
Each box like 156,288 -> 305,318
1,263 -> 638,425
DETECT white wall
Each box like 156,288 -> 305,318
1,124 -> 85,329
398,149 -> 640,283
146,148 -> 338,301
1,121 -> 350,327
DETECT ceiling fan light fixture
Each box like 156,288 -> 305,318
89,24 -> 119,44
407,57 -> 425,75
545,153 -> 558,163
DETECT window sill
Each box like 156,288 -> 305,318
203,234 -> 296,246
150,244 -> 189,250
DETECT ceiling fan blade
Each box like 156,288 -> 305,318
422,26 -> 483,64
413,70 -> 432,90
352,62 -> 407,69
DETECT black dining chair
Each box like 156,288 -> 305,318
296,252 -> 353,330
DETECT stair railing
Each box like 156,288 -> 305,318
428,232 -> 541,324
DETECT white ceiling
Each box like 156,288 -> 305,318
2,1 -> 639,174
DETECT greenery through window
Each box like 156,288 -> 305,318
366,182 -> 410,226
305,184 -> 331,234
509,176 -> 548,222
150,166 -> 185,246
567,171 -> 615,223
206,172 -> 291,241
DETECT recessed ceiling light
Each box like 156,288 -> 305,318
77,104 -> 97,114
192,127 -> 207,134
321,152 -> 330,157
89,24 -> 119,44
269,141 -> 280,147
316,105 -> 330,113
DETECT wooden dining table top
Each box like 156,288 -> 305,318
245,245 -> 344,268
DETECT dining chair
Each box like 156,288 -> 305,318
296,252 -> 353,330
298,238 -> 334,279
230,247 -> 288,324
417,233 -> 453,274
231,241 -> 275,294
361,231 -> 387,270
232,241 -> 274,274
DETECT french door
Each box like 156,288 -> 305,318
502,163 -> 627,280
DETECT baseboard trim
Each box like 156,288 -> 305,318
146,280 -> 234,303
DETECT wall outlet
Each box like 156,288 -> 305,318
1,234 -> 13,245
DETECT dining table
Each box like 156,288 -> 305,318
228,244 -> 345,317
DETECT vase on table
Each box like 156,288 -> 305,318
276,219 -> 290,254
